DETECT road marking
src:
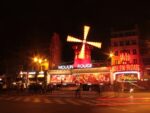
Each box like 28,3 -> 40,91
33,98 -> 41,103
65,99 -> 81,106
5,97 -> 15,100
23,97 -> 30,102
14,97 -> 22,101
77,99 -> 94,106
54,99 -> 66,104
43,98 -> 52,103
88,99 -> 98,104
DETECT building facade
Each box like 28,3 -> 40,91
110,28 -> 142,85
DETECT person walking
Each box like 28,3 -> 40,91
75,85 -> 81,98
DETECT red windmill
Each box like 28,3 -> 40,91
67,25 -> 102,68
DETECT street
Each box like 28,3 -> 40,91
1,91 -> 150,113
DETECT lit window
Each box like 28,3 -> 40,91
133,59 -> 137,64
114,51 -> 118,56
114,42 -> 118,47
127,49 -> 130,54
125,40 -> 130,45
133,49 -> 137,55
131,40 -> 137,45
120,41 -> 124,46
115,60 -> 118,65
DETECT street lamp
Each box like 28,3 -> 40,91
33,57 -> 49,71
109,52 -> 114,58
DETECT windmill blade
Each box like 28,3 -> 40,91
78,43 -> 85,59
67,35 -> 82,43
87,41 -> 102,48
84,25 -> 90,40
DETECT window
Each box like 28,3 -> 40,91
147,70 -> 150,76
133,49 -> 137,55
120,41 -> 124,46
133,59 -> 137,64
115,60 -> 118,65
131,40 -> 137,45
125,40 -> 130,45
114,42 -> 118,47
127,49 -> 130,54
114,51 -> 118,56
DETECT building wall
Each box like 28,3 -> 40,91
111,32 -> 141,66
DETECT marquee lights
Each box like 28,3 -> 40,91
58,64 -> 92,69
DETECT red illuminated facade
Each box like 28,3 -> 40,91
73,45 -> 92,67
110,28 -> 142,82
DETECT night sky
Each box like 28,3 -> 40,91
1,1 -> 150,74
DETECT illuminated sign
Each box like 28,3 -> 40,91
58,64 -> 92,69
113,71 -> 140,82
58,65 -> 73,69
37,74 -> 44,78
77,64 -> 92,68
112,64 -> 140,72
28,74 -> 36,78
19,71 -> 27,75
39,71 -> 44,74
28,72 -> 36,74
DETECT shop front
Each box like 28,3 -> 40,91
72,67 -> 110,91
111,64 -> 141,91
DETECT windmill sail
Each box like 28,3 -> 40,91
67,25 -> 101,60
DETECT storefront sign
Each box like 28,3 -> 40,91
58,65 -> 73,69
58,64 -> 92,69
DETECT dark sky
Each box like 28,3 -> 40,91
1,0 -> 150,73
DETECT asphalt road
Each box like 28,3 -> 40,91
0,94 -> 150,113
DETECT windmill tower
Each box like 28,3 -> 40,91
67,25 -> 102,67
49,33 -> 62,69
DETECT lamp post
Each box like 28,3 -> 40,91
109,52 -> 114,85
109,52 -> 114,66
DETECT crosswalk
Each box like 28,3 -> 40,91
1,95 -> 150,106
0,96 -> 98,106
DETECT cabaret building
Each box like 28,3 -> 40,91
110,27 -> 143,87
47,25 -> 145,87
47,25 -> 111,86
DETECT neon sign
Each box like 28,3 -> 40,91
58,65 -> 73,69
58,64 -> 92,69
113,71 -> 140,81
28,72 -> 36,74
112,64 -> 140,72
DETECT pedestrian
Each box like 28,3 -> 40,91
97,85 -> 101,96
75,86 -> 81,98
49,84 -> 53,94
113,81 -> 120,97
